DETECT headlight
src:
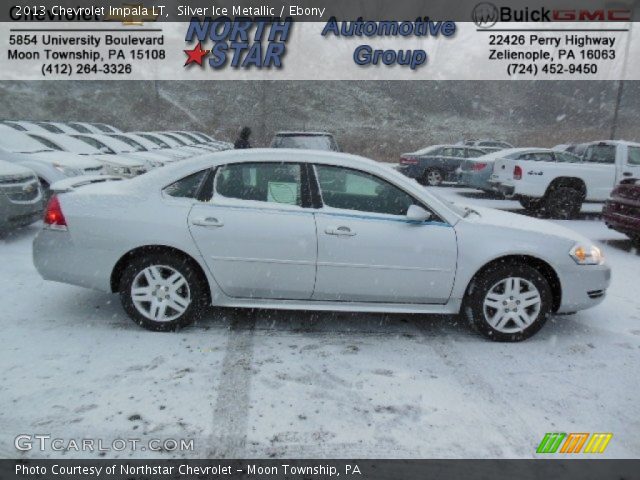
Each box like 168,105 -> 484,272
105,165 -> 130,176
53,163 -> 81,177
569,244 -> 604,265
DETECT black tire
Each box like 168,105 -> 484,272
462,262 -> 553,342
519,196 -> 543,212
632,235 -> 640,249
544,186 -> 582,219
421,168 -> 444,187
119,252 -> 208,331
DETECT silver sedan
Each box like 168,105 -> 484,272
33,149 -> 610,341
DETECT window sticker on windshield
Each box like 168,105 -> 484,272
267,182 -> 298,204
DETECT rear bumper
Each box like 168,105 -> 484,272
556,263 -> 611,313
33,228 -> 114,291
460,171 -> 493,191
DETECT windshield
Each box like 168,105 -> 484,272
137,133 -> 170,148
160,133 -> 188,146
27,134 -> 64,151
67,122 -> 93,133
109,134 -> 147,152
52,135 -> 102,154
272,134 -> 337,151
0,132 -> 54,153
73,135 -> 117,154
37,122 -> 65,133
93,123 -> 115,133
174,132 -> 203,144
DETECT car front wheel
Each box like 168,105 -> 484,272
463,263 -> 552,341
119,253 -> 207,331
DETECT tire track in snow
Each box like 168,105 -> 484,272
411,319 -> 533,457
208,311 -> 256,457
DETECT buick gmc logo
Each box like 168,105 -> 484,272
472,3 -> 632,28
472,3 -> 499,28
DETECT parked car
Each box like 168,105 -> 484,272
464,139 -> 514,149
603,178 -> 640,246
0,126 -> 104,195
460,148 -> 579,194
107,133 -> 184,162
170,131 -> 220,152
190,131 -> 233,150
72,134 -> 166,169
33,149 -> 610,342
90,123 -> 122,133
23,132 -> 148,178
489,140 -> 640,218
0,160 -> 43,233
270,131 -> 339,151
1,120 -> 52,134
152,132 -> 214,155
398,145 -> 487,186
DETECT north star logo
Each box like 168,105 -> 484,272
183,17 -> 292,69
184,42 -> 209,66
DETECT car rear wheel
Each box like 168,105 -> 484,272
544,186 -> 582,219
422,168 -> 444,187
463,263 -> 552,342
119,253 -> 208,331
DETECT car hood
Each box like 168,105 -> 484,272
0,159 -> 35,177
27,151 -> 103,169
461,205 -> 591,244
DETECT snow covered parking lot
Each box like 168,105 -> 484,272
1,186 -> 639,459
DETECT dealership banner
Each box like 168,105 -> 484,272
1,1 -> 640,80
3,459 -> 640,479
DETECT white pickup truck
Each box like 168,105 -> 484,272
489,140 -> 640,218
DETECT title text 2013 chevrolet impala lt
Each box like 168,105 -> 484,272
33,149 -> 610,341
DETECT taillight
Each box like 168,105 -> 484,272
472,162 -> 487,171
44,195 -> 67,229
400,156 -> 418,165
513,165 -> 523,180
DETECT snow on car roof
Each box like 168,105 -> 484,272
274,131 -> 333,136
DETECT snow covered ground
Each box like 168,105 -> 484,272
1,187 -> 639,459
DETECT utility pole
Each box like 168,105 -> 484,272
610,80 -> 624,140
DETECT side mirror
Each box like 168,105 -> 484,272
406,204 -> 431,222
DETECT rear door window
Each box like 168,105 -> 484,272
215,162 -> 302,206
583,145 -> 616,164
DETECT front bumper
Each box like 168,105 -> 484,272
0,187 -> 43,231
556,263 -> 611,313
602,200 -> 640,238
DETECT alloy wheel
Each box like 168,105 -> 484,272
131,265 -> 191,322
482,277 -> 541,333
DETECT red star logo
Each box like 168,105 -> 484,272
184,42 -> 209,66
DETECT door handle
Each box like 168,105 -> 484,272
623,172 -> 633,177
192,217 -> 224,227
325,226 -> 356,236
